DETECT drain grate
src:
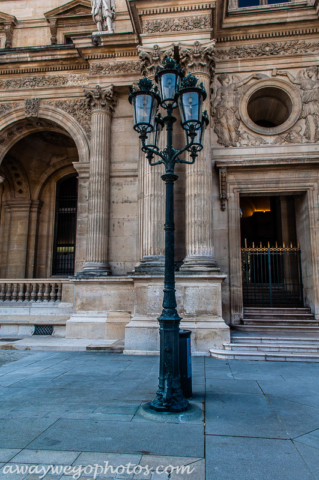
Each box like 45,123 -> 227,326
33,325 -> 53,336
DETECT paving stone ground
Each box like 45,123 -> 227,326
0,351 -> 319,479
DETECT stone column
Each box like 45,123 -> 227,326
73,162 -> 90,274
179,41 -> 219,273
80,85 -> 117,276
133,44 -> 174,274
26,200 -> 42,278
5,199 -> 31,278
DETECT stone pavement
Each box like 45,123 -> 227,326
0,352 -> 319,480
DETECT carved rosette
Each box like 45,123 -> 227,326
138,44 -> 174,77
84,85 -> 117,114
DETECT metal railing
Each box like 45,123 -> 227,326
242,242 -> 304,307
0,281 -> 63,303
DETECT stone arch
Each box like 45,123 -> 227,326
0,104 -> 90,164
1,155 -> 31,200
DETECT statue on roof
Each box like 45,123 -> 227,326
91,0 -> 116,33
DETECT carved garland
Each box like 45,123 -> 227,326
90,61 -> 141,76
142,15 -> 210,34
0,74 -> 88,90
215,40 -> 319,60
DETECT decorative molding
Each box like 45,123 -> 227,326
0,103 -> 15,116
138,44 -> 174,77
215,40 -> 319,60
0,117 -> 64,149
219,168 -> 227,211
3,156 -> 30,199
142,15 -> 210,34
179,40 -> 215,78
0,11 -> 17,49
25,98 -> 40,118
0,74 -> 88,90
90,61 -> 140,75
0,65 -> 89,76
139,4 -> 213,15
83,85 -> 117,114
217,30 -> 319,44
46,99 -> 92,138
48,19 -> 58,45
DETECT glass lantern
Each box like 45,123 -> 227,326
178,75 -> 207,131
129,77 -> 160,134
185,111 -> 209,152
145,114 -> 164,150
155,57 -> 184,109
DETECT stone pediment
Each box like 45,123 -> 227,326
0,11 -> 17,26
44,0 -> 91,20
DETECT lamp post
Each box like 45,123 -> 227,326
129,57 -> 208,413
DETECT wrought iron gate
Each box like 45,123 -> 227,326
242,244 -> 304,307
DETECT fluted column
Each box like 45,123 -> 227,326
133,44 -> 174,274
80,85 -> 116,276
179,41 -> 219,273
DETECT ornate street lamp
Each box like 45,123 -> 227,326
129,57 -> 209,413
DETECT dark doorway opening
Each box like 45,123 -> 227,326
240,195 -> 303,307
52,175 -> 78,276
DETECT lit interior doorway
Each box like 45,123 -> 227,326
240,195 -> 303,307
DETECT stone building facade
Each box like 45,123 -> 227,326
0,0 -> 318,355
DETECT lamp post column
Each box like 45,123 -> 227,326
80,85 -> 116,276
179,42 -> 219,273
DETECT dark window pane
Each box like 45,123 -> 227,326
52,176 -> 77,276
238,0 -> 260,7
268,0 -> 290,3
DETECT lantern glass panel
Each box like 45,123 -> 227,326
179,91 -> 202,129
133,94 -> 157,132
159,73 -> 179,106
184,124 -> 204,152
145,120 -> 162,149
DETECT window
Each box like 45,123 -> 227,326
52,176 -> 78,276
238,0 -> 289,7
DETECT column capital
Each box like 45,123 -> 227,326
83,85 -> 117,114
178,40 -> 216,79
138,44 -> 174,77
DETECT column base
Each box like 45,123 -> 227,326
132,255 -> 165,275
76,262 -> 111,278
179,256 -> 220,274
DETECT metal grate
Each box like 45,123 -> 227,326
33,325 -> 54,336
242,243 -> 304,308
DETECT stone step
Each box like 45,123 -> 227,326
233,325 -> 319,333
209,348 -> 319,362
244,308 -> 311,313
224,343 -> 319,353
232,336 -> 319,345
0,337 -> 123,352
243,313 -> 314,319
242,318 -> 319,325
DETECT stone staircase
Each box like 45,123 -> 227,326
210,307 -> 319,362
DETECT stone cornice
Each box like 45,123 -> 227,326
217,28 -> 319,43
215,39 -> 319,59
135,3 -> 213,15
0,64 -> 89,76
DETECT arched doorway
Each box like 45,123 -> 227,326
52,175 -> 78,276
0,121 -> 80,279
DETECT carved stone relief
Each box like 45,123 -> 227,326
138,44 -> 174,77
215,40 -> 319,60
25,98 -> 40,118
90,61 -> 140,76
46,99 -> 92,139
0,118 -> 64,150
0,74 -> 88,90
212,73 -> 263,147
179,41 -> 215,78
212,69 -> 319,147
274,67 -> 319,143
0,103 -> 16,116
142,15 -> 210,34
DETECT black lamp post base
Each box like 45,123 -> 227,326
150,394 -> 188,413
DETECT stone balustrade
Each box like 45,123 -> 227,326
0,281 -> 63,303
